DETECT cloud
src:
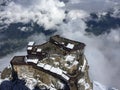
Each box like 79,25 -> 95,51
66,10 -> 89,20
85,32 -> 120,88
65,0 -> 116,12
27,33 -> 47,44
0,0 -> 66,30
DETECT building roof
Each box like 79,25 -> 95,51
10,56 -> 26,65
36,42 -> 66,55
66,43 -> 74,49
11,35 -> 85,65
26,58 -> 39,64
27,35 -> 85,57
50,35 -> 85,52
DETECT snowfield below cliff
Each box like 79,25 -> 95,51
93,81 -> 118,90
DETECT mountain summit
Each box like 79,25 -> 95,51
1,35 -> 93,90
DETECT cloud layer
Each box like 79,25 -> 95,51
0,0 -> 65,30
0,0 -> 120,89
65,0 -> 117,12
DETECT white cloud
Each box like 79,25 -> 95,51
68,0 -> 83,4
0,0 -> 66,30
65,0 -> 116,12
106,29 -> 120,43
66,10 -> 89,20
28,33 -> 47,45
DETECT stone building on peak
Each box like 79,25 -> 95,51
10,35 -> 93,90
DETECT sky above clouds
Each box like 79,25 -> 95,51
0,0 -> 120,89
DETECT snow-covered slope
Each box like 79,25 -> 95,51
93,81 -> 118,90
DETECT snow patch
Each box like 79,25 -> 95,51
44,64 -> 52,70
93,81 -> 107,90
37,48 -> 42,52
28,42 -> 35,46
27,47 -> 32,50
81,56 -> 87,72
37,63 -> 45,68
25,78 -> 37,90
78,78 -> 90,90
26,59 -> 39,64
65,55 -> 75,62
66,43 -> 74,49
